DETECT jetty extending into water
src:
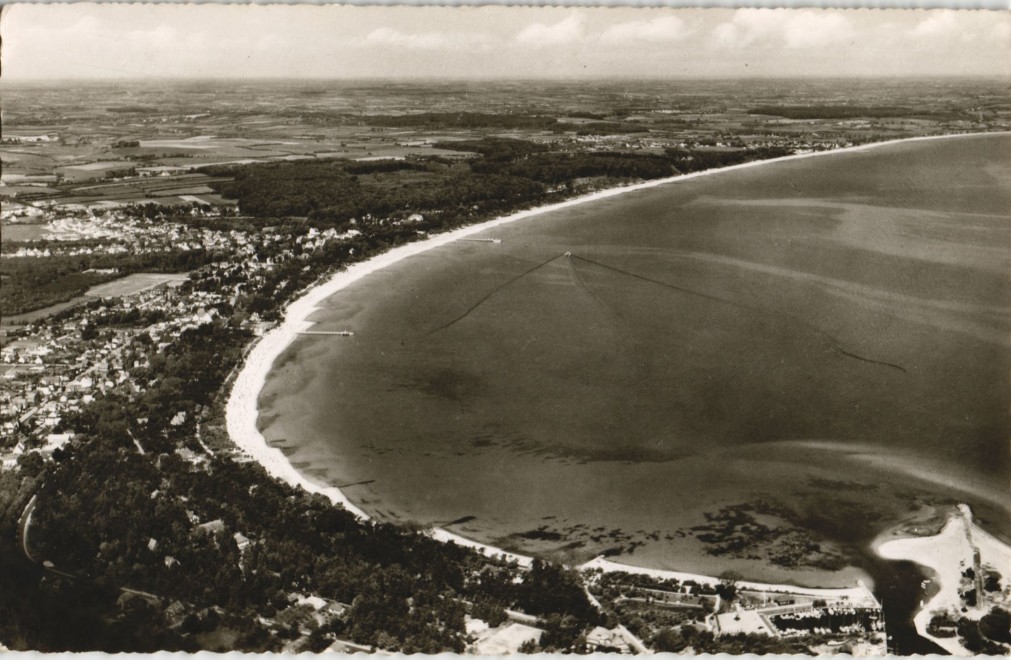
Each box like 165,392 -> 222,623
295,330 -> 354,336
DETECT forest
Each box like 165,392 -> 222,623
747,105 -> 968,120
362,112 -> 558,129
206,139 -> 794,230
0,249 -> 218,317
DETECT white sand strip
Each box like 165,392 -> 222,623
579,556 -> 878,603
875,505 -> 1011,656
225,130 -> 1007,580
877,515 -> 971,655
427,528 -> 533,568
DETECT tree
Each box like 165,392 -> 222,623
518,638 -> 539,654
979,607 -> 1011,644
957,616 -> 1004,654
653,627 -> 689,653
17,452 -> 45,478
716,571 -> 741,603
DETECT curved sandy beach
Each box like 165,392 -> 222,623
225,130 -> 1007,585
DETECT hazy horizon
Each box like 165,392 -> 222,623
3,74 -> 1009,84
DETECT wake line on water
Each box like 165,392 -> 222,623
565,254 -> 623,327
835,348 -> 908,373
425,248 -> 910,374
572,253 -> 739,308
569,254 -> 909,374
426,252 -> 568,334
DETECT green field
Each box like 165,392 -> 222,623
85,272 -> 190,298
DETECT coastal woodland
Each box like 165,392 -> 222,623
4,125 -> 1007,653
202,139 -> 791,226
0,138 -> 843,653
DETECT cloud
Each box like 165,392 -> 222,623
600,16 -> 689,45
782,12 -> 854,49
910,10 -> 960,38
127,24 -> 177,48
711,23 -> 740,49
359,27 -> 496,52
712,9 -> 854,49
254,33 -> 290,53
364,27 -> 448,50
2,5 -> 1006,80
67,15 -> 103,34
992,20 -> 1011,42
515,14 -> 584,46
711,9 -> 780,48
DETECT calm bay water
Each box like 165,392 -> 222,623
260,135 -> 1011,589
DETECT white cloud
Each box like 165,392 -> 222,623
910,10 -> 960,38
1,5 -> 1006,80
68,15 -> 103,35
127,24 -> 177,48
711,9 -> 781,48
254,33 -> 290,53
600,16 -> 689,45
365,27 -> 448,50
515,14 -> 584,46
782,12 -> 855,49
358,27 -> 497,52
711,22 -> 740,49
712,9 -> 854,49
992,20 -> 1011,42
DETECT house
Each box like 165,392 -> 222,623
466,616 -> 490,637
296,594 -> 327,611
176,447 -> 204,465
43,433 -> 73,453
116,590 -> 160,611
585,626 -> 631,653
233,532 -> 252,552
470,622 -> 544,655
164,600 -> 188,627
324,601 -> 350,618
197,519 -> 226,535
327,639 -> 372,653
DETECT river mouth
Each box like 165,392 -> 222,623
863,556 -> 946,655
259,134 -> 1011,595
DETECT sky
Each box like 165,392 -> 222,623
2,3 -> 1008,80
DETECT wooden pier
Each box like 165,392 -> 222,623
296,330 -> 354,336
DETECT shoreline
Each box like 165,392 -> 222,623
579,555 -> 879,605
874,504 -> 1011,655
224,130 -> 1008,589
